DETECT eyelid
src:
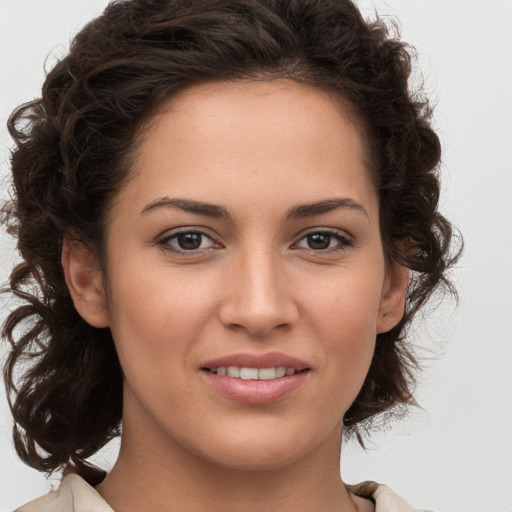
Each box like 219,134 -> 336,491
291,227 -> 354,252
154,226 -> 353,255
156,226 -> 223,254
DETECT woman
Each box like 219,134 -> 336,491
2,0 -> 459,510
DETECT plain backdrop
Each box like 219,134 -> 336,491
1,1 -> 511,511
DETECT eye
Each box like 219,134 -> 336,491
293,229 -> 353,252
158,229 -> 220,253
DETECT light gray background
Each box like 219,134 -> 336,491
1,1 -> 511,511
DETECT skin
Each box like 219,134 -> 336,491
63,80 -> 408,512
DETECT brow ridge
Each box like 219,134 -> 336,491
141,196 -> 368,221
286,198 -> 368,220
141,197 -> 231,219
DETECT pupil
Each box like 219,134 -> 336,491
308,233 -> 331,250
178,232 -> 202,250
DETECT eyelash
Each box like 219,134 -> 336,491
292,228 -> 353,253
156,228 -> 353,255
157,228 -> 220,255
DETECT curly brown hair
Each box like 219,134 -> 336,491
2,0 -> 460,480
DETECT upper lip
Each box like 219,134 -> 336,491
201,352 -> 310,371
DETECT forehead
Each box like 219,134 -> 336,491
148,79 -> 370,156
112,79 -> 378,224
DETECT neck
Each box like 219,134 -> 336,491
96,419 -> 361,512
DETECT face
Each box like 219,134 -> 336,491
66,80 -> 407,472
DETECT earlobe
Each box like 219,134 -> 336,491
61,239 -> 109,328
376,261 -> 410,334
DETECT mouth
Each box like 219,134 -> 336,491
200,352 -> 311,404
202,366 -> 310,380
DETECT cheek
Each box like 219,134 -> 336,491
299,265 -> 383,394
301,262 -> 384,337
105,268 -> 217,385
109,264 -> 214,333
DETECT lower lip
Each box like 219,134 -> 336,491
202,370 -> 309,404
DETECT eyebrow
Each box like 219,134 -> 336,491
140,196 -> 368,221
285,198 -> 369,221
141,197 -> 232,219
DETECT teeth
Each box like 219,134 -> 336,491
227,366 -> 240,378
275,367 -> 287,378
240,367 -> 259,380
213,366 -> 298,380
258,367 -> 276,380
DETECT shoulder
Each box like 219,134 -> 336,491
348,481 -> 434,512
15,474 -> 113,512
16,475 -> 432,512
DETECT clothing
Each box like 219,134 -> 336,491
16,473 -> 432,512
349,481 -> 432,512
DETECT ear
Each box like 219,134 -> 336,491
61,239 -> 109,328
376,261 -> 410,334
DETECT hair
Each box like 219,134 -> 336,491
2,0 -> 460,480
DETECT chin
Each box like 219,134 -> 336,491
187,421 -> 329,473
201,445 -> 306,472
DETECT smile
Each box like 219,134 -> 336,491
206,366 -> 304,380
200,352 -> 311,404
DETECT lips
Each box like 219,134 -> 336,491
211,366 -> 298,380
201,352 -> 310,372
201,352 -> 310,404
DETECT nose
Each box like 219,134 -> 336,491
218,249 -> 299,337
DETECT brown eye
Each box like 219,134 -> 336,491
176,232 -> 203,250
306,233 -> 333,250
294,230 -> 353,252
158,229 -> 219,253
